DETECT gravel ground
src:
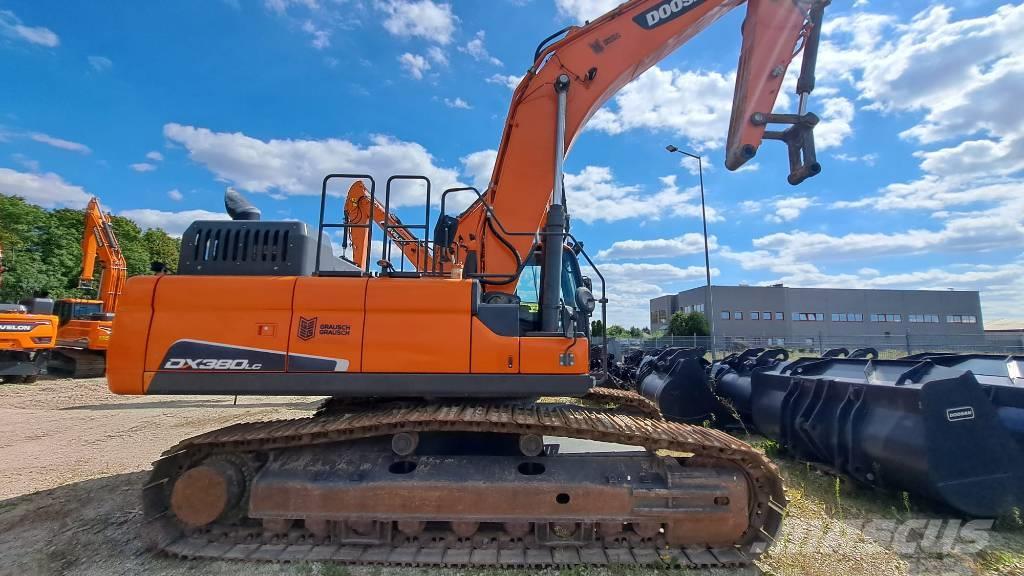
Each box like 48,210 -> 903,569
0,378 -> 1020,576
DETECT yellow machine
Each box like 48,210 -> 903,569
0,244 -> 58,383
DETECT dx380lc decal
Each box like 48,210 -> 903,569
160,339 -> 349,372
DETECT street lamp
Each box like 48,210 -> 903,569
666,144 -> 716,361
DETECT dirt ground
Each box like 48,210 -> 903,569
0,378 -> 1021,576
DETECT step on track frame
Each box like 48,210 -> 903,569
144,402 -> 785,568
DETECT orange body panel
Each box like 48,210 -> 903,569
0,313 -> 58,351
109,273 -> 590,395
362,278 -> 472,373
470,317 -> 518,373
108,276 -> 159,394
520,337 -> 590,375
57,318 -> 112,351
287,277 -> 368,372
144,276 -> 297,373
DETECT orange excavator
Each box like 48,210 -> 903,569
109,0 -> 828,567
50,197 -> 126,378
0,244 -> 58,383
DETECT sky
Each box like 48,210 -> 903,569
1,0 -> 1022,328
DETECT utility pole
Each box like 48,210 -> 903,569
666,145 -> 716,361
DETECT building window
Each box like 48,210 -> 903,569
751,311 -> 760,320
832,313 -> 864,322
721,310 -> 730,320
695,304 -> 704,313
947,315 -> 978,324
796,313 -> 824,322
909,314 -> 939,323
831,313 -> 841,322
733,311 -> 743,320
872,314 -> 902,323
775,312 -> 784,320
763,311 -> 771,321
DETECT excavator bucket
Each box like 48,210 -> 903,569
634,348 -> 740,425
748,355 -> 1024,516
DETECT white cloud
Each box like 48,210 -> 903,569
0,168 -> 89,208
832,152 -> 878,166
426,45 -> 448,66
0,10 -> 59,47
167,189 -> 184,201
754,199 -> 1024,262
460,149 -> 497,192
120,209 -> 230,237
824,4 -> 1024,213
146,151 -> 164,162
264,0 -> 319,14
163,123 -> 462,208
598,233 -> 718,260
585,262 -> 717,328
460,31 -> 502,66
301,20 -> 330,49
815,97 -> 855,150
486,73 -> 522,90
554,0 -> 619,23
87,55 -> 112,72
588,67 -> 736,150
443,97 -> 471,110
30,133 -> 90,154
768,196 -> 814,223
564,168 -> 721,224
375,0 -> 457,45
398,52 -> 431,79
129,162 -> 157,172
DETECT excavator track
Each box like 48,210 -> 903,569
143,402 -> 785,568
581,386 -> 662,418
49,348 -> 106,378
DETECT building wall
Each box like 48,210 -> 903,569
651,285 -> 984,340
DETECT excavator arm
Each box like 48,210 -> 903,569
452,0 -> 825,287
342,181 -> 432,271
79,197 -> 127,313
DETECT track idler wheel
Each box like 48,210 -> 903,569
169,459 -> 246,528
397,520 -> 426,537
451,521 -> 480,538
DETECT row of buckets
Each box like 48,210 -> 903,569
603,346 -> 1024,518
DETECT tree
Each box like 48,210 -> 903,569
628,326 -> 642,338
668,311 -> 710,336
142,228 -> 182,273
0,195 -> 182,303
590,319 -> 604,337
605,324 -> 627,338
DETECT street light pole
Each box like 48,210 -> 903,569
666,144 -> 716,361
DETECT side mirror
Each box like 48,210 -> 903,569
575,286 -> 596,315
581,276 -> 593,291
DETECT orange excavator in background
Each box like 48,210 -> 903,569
109,0 -> 828,567
50,197 -> 126,378
0,244 -> 58,383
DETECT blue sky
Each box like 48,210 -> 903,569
2,0 -> 1022,328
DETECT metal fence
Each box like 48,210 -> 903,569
598,333 -> 1024,361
